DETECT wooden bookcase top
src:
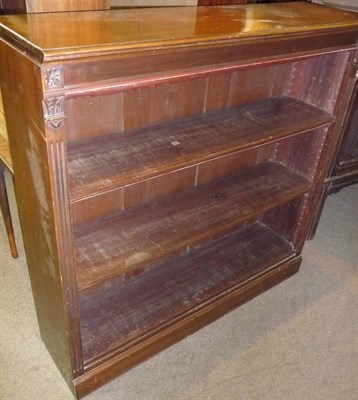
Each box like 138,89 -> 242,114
0,2 -> 357,62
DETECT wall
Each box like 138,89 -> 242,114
111,0 -> 197,6
312,0 -> 358,10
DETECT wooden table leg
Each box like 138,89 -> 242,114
0,164 -> 19,258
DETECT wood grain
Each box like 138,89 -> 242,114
68,96 -> 332,202
0,41 -> 79,390
0,3 -> 357,62
75,256 -> 301,396
71,146 -> 272,225
74,161 -> 310,290
79,222 -> 293,364
66,64 -> 292,143
0,3 -> 356,397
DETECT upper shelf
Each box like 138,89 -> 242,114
0,3 -> 357,62
68,96 -> 332,202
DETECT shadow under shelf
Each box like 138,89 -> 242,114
79,221 -> 299,367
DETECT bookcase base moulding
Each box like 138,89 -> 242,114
0,3 -> 357,398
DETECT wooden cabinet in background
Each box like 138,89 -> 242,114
0,0 -> 110,13
0,3 -> 357,398
333,81 -> 358,183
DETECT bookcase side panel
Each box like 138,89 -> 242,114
270,50 -> 358,251
0,42 -> 80,392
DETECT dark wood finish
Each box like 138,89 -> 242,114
0,39 -> 81,389
80,222 -> 294,364
309,67 -> 358,238
71,145 -> 274,225
0,3 -> 357,398
65,64 -> 292,143
76,255 -> 301,398
335,84 -> 358,173
75,161 -> 310,290
68,96 -> 332,202
0,0 -> 26,14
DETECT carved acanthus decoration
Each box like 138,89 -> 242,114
43,96 -> 65,130
45,66 -> 64,89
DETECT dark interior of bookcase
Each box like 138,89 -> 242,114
66,50 -> 348,368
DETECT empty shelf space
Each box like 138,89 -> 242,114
79,222 -> 295,365
68,96 -> 332,201
74,161 -> 309,291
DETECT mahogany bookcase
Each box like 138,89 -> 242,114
0,2 -> 357,398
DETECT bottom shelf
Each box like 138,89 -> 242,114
79,222 -> 297,366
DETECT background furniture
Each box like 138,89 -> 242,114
0,0 -> 110,13
308,0 -> 358,237
312,0 -> 358,12
0,0 -> 112,258
0,91 -> 18,258
0,3 -> 357,398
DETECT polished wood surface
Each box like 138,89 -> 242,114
0,3 -> 357,62
0,3 -> 357,398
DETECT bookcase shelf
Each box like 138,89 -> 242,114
74,161 -> 310,291
68,96 -> 331,202
1,3 -> 356,398
79,222 -> 295,366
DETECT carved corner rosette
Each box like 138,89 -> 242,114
43,96 -> 65,130
45,66 -> 64,90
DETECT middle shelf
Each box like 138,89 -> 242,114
74,161 -> 310,291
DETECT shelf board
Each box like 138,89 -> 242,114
79,222 -> 295,365
68,96 -> 331,202
74,161 -> 309,291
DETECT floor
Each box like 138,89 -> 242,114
0,173 -> 357,400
